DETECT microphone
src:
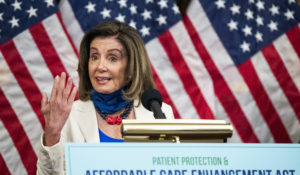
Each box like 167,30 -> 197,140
141,89 -> 166,119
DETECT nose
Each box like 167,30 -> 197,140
97,58 -> 108,72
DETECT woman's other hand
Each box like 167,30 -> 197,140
41,72 -> 77,146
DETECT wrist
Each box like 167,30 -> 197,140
43,131 -> 61,146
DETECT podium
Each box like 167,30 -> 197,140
122,119 -> 233,143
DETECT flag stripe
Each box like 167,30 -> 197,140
170,21 -> 216,116
146,39 -> 199,119
0,40 -> 45,128
252,52 -> 300,142
262,45 -> 300,121
238,59 -> 292,143
152,67 -> 180,119
273,33 -> 300,92
214,98 -> 244,142
58,0 -> 84,50
42,14 -> 79,86
158,31 -> 215,119
182,14 -> 259,142
186,0 -> 278,142
0,52 -> 43,154
57,12 -> 79,57
286,26 -> 300,60
13,30 -> 54,96
0,120 -> 27,175
0,89 -> 37,175
0,154 -> 11,175
29,22 -> 68,77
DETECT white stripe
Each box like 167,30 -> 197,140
170,21 -> 216,117
252,52 -> 300,142
43,14 -> 79,87
0,120 -> 27,175
59,0 -> 84,50
214,98 -> 242,143
13,30 -> 54,97
0,52 -> 43,154
146,39 -> 199,119
273,34 -> 300,91
187,0 -> 274,142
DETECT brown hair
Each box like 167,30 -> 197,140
77,21 -> 155,105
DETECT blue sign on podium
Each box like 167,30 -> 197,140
65,143 -> 300,175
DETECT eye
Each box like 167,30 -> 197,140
90,54 -> 98,61
109,56 -> 118,62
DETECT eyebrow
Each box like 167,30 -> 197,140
89,47 -> 124,55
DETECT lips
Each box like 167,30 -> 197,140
96,77 -> 111,83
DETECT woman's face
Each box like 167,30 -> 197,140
88,36 -> 128,94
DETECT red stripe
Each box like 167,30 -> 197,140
158,31 -> 215,119
238,60 -> 292,142
56,12 -> 79,58
152,67 -> 181,119
0,89 -> 37,175
0,154 -> 11,175
286,26 -> 300,60
29,22 -> 69,77
0,40 -> 45,128
183,15 -> 259,142
262,44 -> 300,121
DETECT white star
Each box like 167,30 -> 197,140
129,20 -> 136,29
268,20 -> 278,32
141,9 -> 152,20
255,31 -> 263,42
8,16 -> 19,28
242,25 -> 252,36
85,2 -> 96,13
11,0 -> 22,11
146,0 -> 154,3
172,3 -> 180,14
245,9 -> 254,20
0,0 -> 5,4
26,6 -> 38,18
230,4 -> 240,15
115,13 -> 125,22
249,0 -> 255,4
0,13 -> 3,21
227,19 -> 238,31
284,9 -> 294,20
215,0 -> 225,9
139,25 -> 150,37
269,4 -> 279,16
44,0 -> 54,7
156,14 -> 167,25
240,41 -> 250,52
100,8 -> 111,19
256,16 -> 264,26
118,0 -> 127,8
158,0 -> 168,9
129,4 -> 137,15
256,0 -> 264,11
288,0 -> 296,4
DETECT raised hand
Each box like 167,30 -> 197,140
41,72 -> 77,146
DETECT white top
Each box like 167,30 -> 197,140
36,99 -> 174,175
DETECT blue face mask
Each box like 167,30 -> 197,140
90,88 -> 129,114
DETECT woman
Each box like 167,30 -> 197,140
37,21 -> 174,174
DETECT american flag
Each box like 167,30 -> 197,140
0,0 -> 300,174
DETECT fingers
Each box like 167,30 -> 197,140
68,87 -> 77,105
50,75 -> 59,101
56,72 -> 66,102
41,92 -> 48,113
63,76 -> 73,100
